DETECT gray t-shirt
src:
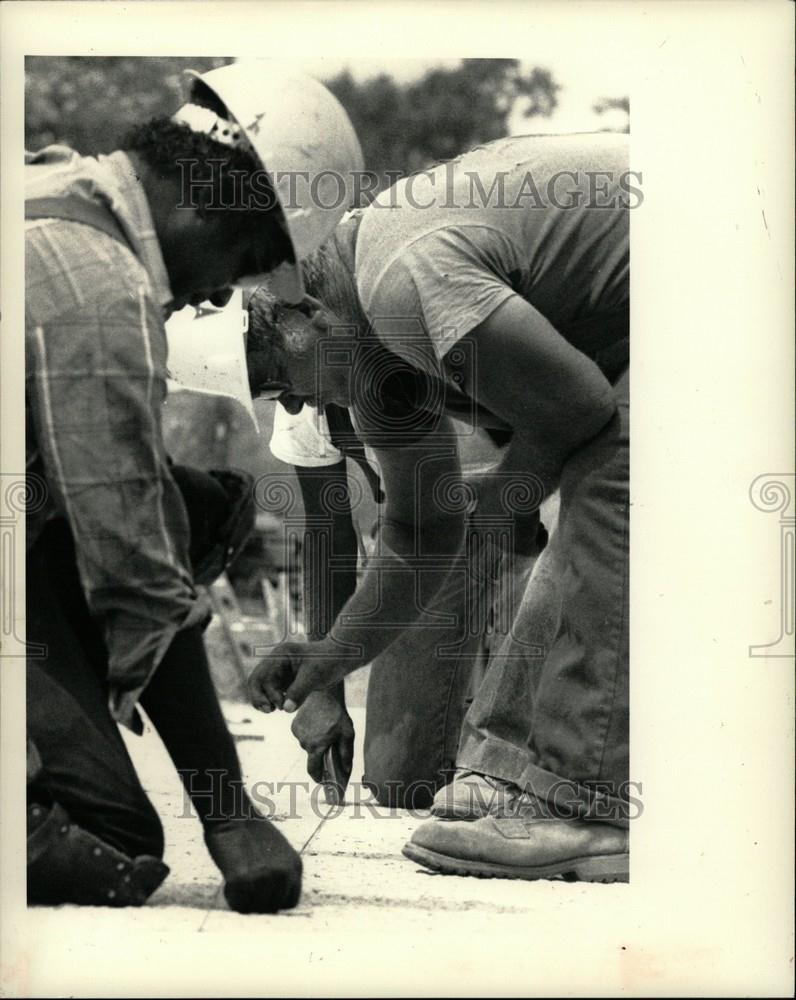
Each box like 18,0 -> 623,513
355,133 -> 631,374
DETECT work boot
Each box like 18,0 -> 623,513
27,802 -> 169,906
431,769 -> 534,820
204,811 -> 302,914
403,814 -> 629,883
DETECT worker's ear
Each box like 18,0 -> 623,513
295,293 -> 325,317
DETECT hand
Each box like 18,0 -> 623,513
291,690 -> 355,787
247,640 -> 344,714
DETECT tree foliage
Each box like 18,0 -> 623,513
25,56 -> 233,153
593,96 -> 630,133
325,59 -> 560,191
26,56 -> 561,184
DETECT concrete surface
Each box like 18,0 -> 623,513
21,675 -> 631,997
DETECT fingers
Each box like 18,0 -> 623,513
248,654 -> 297,714
282,667 -> 318,713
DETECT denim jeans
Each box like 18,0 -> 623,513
361,521 -> 538,809
457,367 -> 630,825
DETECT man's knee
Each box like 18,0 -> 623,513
363,742 -> 449,809
129,803 -> 166,861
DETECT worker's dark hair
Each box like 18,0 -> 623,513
122,116 -> 294,268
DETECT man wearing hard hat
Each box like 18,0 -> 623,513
25,61 -> 363,912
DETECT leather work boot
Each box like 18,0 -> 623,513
431,769 -> 535,820
403,814 -> 629,883
27,802 -> 169,906
204,812 -> 303,914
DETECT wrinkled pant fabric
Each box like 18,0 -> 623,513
457,367 -> 630,825
362,516 -> 541,809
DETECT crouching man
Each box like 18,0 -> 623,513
251,268 -> 540,809
247,131 -> 631,883
24,61 -> 362,911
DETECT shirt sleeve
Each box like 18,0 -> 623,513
27,286 -> 206,725
364,225 -> 518,361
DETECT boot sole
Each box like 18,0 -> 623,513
402,843 -> 629,883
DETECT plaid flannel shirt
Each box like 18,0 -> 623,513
25,146 -> 207,728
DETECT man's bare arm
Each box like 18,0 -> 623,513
456,295 -> 618,508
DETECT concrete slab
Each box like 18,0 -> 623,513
26,688 -> 632,1000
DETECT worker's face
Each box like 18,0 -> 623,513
250,296 -> 354,412
163,210 -> 283,313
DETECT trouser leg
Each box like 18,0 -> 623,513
140,465 -> 255,823
27,465 -> 256,846
362,529 -> 535,808
458,368 -> 630,824
26,519 -> 164,861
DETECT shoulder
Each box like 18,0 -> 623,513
26,218 -> 151,327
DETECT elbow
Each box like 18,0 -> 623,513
586,388 -> 619,439
567,385 -> 618,449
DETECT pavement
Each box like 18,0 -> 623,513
21,670 -> 634,997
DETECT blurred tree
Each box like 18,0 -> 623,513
25,56 -> 232,153
593,96 -> 630,133
325,58 -> 560,194
26,55 -> 562,186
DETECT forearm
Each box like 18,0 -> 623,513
302,521 -> 358,641
318,513 -> 463,672
508,393 -> 615,495
302,513 -> 357,705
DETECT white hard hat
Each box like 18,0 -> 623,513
182,60 -> 364,302
165,289 -> 259,431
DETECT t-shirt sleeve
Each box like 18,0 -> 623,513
365,226 -> 518,361
269,401 -> 344,467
